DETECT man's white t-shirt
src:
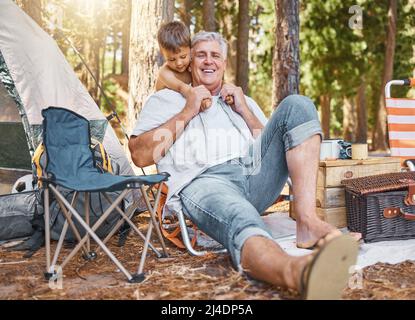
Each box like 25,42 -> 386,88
131,89 -> 267,214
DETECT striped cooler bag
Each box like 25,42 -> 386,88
385,78 -> 415,167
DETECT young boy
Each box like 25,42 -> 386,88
156,21 -> 216,109
156,21 -> 233,109
156,21 -> 193,98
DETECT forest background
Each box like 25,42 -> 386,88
15,0 -> 415,152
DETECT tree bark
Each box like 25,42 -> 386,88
80,35 -> 101,104
372,0 -> 397,151
320,95 -> 331,139
220,0 -> 237,84
19,0 -> 43,28
343,97 -> 356,142
177,0 -> 193,29
272,0 -> 300,108
356,81 -> 368,143
203,0 -> 216,31
121,0 -> 131,77
112,33 -> 119,75
128,0 -> 174,132
236,0 -> 250,93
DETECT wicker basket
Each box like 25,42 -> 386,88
342,172 -> 415,242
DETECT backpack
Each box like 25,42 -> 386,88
32,138 -> 118,188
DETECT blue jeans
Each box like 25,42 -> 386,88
179,95 -> 323,270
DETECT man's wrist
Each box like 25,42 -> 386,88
180,107 -> 197,123
239,102 -> 252,118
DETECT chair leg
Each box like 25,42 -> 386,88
136,217 -> 154,277
43,187 -> 51,278
177,209 -> 227,256
51,192 -> 81,267
140,185 -> 169,257
101,192 -> 162,257
49,185 -> 134,281
54,196 -> 90,257
84,192 -> 91,253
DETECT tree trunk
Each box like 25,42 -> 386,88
19,0 -> 43,28
203,0 -> 216,31
356,81 -> 368,143
343,97 -> 356,142
272,0 -> 300,108
80,36 -> 101,104
121,0 -> 131,77
372,0 -> 397,151
128,0 -> 174,132
220,0 -> 237,84
112,33 -> 119,75
236,0 -> 250,93
320,95 -> 331,139
177,0 -> 193,29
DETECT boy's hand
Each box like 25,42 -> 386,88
183,86 -> 212,118
201,98 -> 212,112
220,84 -> 247,115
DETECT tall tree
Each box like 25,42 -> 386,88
272,0 -> 300,107
79,2 -> 106,105
18,0 -> 43,28
121,0 -> 131,78
219,0 -> 237,84
236,0 -> 250,93
320,95 -> 331,139
177,0 -> 193,28
356,81 -> 368,143
128,0 -> 174,132
203,0 -> 216,31
372,0 -> 397,151
343,97 -> 356,142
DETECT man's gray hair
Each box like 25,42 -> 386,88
191,31 -> 228,58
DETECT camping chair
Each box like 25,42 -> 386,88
41,107 -> 170,283
385,78 -> 415,171
155,183 -> 227,256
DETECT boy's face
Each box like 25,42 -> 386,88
162,46 -> 191,73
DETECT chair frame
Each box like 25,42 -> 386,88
42,177 -> 169,283
40,107 -> 169,283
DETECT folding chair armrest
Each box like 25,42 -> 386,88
135,172 -> 170,186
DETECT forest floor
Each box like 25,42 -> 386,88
0,201 -> 415,300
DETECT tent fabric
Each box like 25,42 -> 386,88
0,0 -> 133,177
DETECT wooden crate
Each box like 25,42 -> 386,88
290,157 -> 401,228
317,157 -> 401,188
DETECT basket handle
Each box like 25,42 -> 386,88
383,208 -> 415,221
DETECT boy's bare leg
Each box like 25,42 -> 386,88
286,135 -> 342,248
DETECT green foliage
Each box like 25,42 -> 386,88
248,0 -> 275,116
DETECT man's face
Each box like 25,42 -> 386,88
191,40 -> 226,94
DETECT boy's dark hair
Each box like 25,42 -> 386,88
157,21 -> 190,53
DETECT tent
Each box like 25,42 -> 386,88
0,0 -> 142,208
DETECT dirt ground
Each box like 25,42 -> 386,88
0,201 -> 414,300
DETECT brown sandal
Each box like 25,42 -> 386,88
300,234 -> 359,300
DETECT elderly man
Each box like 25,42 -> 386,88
129,31 -> 358,299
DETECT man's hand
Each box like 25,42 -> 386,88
220,84 -> 248,115
183,85 -> 212,117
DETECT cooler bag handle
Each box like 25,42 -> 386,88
383,208 -> 415,221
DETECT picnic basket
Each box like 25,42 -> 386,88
342,171 -> 415,242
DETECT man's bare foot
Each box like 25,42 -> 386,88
296,215 -> 342,249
